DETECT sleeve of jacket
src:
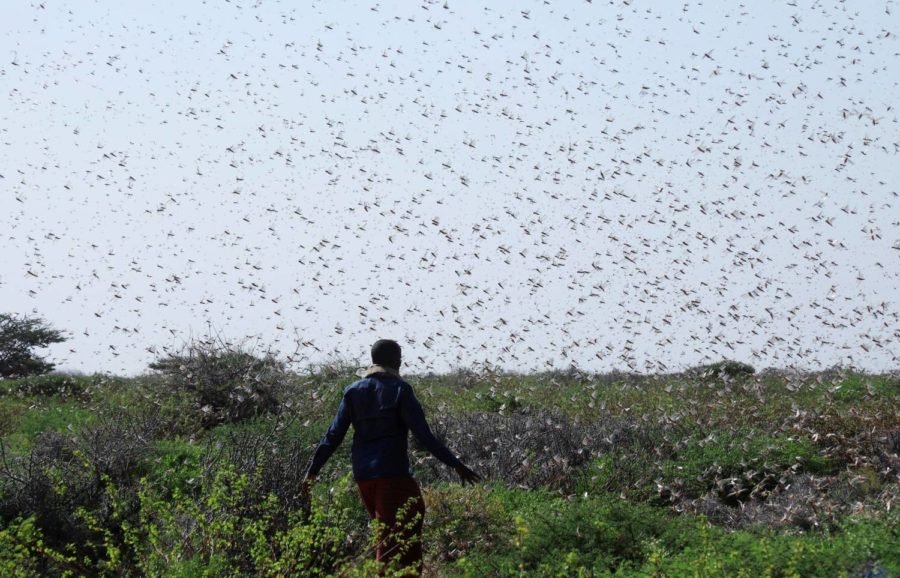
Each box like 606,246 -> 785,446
399,383 -> 463,469
306,394 -> 352,477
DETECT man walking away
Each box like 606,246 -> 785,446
303,339 -> 480,576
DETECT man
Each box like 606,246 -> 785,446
302,339 -> 480,576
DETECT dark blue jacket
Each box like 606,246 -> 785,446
306,369 -> 462,481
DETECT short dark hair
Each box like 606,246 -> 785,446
371,339 -> 401,370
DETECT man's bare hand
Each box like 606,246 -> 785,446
454,464 -> 481,485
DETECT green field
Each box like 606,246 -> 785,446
1,363 -> 897,576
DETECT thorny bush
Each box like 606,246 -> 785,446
423,409 -> 686,494
150,337 -> 286,428
0,406 -> 164,553
200,418 -> 315,524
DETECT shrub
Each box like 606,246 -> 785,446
126,466 -> 366,577
149,337 -> 286,428
1,373 -> 94,400
693,360 -> 756,380
798,404 -> 900,485
0,407 -> 163,553
509,493 -> 695,575
0,468 -> 368,577
201,418 -> 317,519
143,439 -> 204,498
0,516 -> 82,578
653,514 -> 899,577
422,484 -> 510,565
832,372 -> 900,402
423,409 -> 614,492
0,517 -> 39,577
657,431 -> 833,506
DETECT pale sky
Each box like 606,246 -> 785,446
2,0 -> 898,375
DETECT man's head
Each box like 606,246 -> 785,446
371,339 -> 402,370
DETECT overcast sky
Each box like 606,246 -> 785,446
2,0 -> 898,376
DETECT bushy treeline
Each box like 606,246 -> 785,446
0,347 -> 897,576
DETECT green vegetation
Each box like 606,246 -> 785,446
0,360 -> 897,576
1,400 -> 95,454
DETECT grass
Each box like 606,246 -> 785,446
832,372 -> 899,402
0,399 -> 95,454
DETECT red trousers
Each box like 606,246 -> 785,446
356,476 -> 426,577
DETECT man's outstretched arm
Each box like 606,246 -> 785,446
304,396 -> 352,488
399,384 -> 481,485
